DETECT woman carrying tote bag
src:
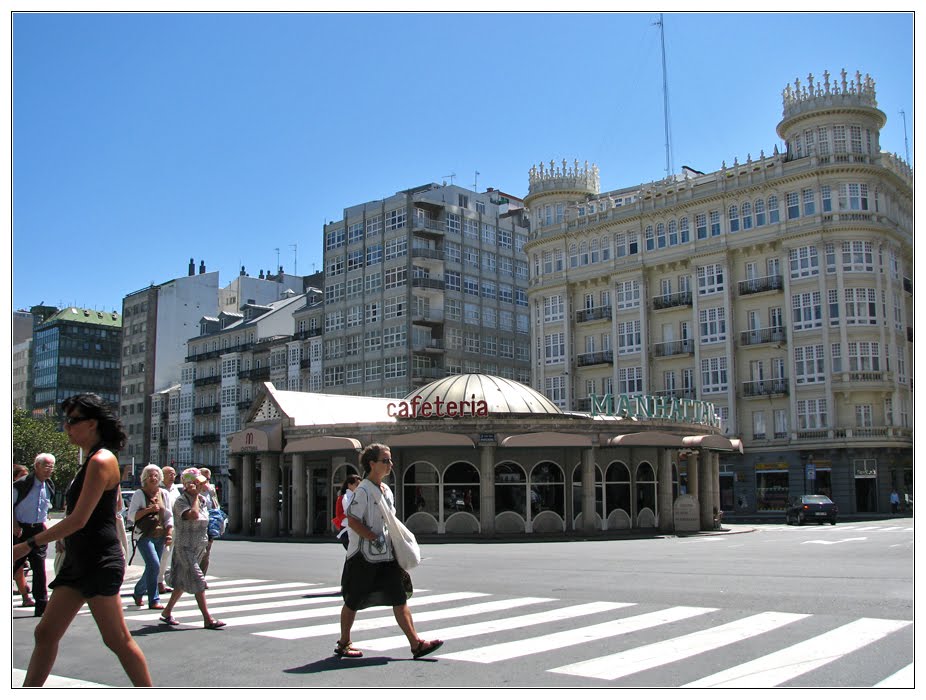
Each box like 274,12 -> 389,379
335,443 -> 441,660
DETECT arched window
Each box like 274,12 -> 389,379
495,462 -> 527,519
636,462 -> 657,516
579,241 -> 589,266
444,462 -> 480,519
728,205 -> 740,233
754,199 -> 766,227
605,461 -> 631,518
741,201 -> 753,230
529,461 -> 565,518
403,462 -> 439,521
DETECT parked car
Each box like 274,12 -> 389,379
786,494 -> 838,525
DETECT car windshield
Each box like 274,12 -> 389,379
802,495 -> 833,504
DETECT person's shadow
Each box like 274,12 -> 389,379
284,656 -> 390,674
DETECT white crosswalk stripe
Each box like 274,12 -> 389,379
549,611 -> 808,680
438,605 -> 716,663
257,595 -> 551,640
682,618 -> 912,687
348,601 -> 634,651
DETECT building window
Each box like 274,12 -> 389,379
699,307 -> 727,344
844,288 -> 877,325
700,356 -> 728,393
786,192 -> 800,220
848,341 -> 880,372
794,345 -> 825,384
618,366 -> 643,394
710,210 -> 721,236
696,214 -> 707,240
545,375 -> 567,408
797,399 -> 828,430
841,241 -> 874,272
752,412 -> 766,440
767,196 -> 780,224
617,320 -> 641,354
802,188 -> 816,216
544,333 -> 565,365
697,264 -> 724,295
386,207 -> 406,231
728,205 -> 740,233
544,295 -> 564,322
792,292 -> 822,331
616,280 -> 640,309
838,183 -> 869,211
789,246 -> 819,278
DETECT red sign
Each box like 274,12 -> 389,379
387,394 -> 489,419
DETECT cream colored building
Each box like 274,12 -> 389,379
523,69 -> 913,516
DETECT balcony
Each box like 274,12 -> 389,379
738,275 -> 784,296
411,248 -> 445,262
192,433 -> 219,444
652,339 -> 694,357
412,311 -> 445,326
575,305 -> 612,323
413,339 -> 445,353
652,291 -> 692,310
576,350 -> 614,367
411,277 -> 445,291
740,327 -> 786,347
192,404 -> 220,416
412,216 -> 446,237
294,328 -> 322,340
193,375 -> 221,387
240,367 -> 270,382
742,378 -> 789,397
411,367 -> 447,381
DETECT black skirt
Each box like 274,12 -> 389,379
341,554 -> 411,611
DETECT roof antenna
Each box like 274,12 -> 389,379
290,243 -> 298,275
654,13 -> 674,178
899,109 -> 911,165
442,172 -> 456,185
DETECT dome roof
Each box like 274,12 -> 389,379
405,374 -> 562,416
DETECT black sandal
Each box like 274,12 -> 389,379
412,639 -> 444,659
334,640 -> 363,658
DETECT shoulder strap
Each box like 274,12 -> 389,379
13,475 -> 34,504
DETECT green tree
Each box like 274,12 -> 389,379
12,408 -> 80,503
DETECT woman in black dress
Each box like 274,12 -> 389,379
12,393 -> 152,687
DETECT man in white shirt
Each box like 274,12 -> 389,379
13,454 -> 56,616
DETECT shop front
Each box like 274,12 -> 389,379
226,374 -> 742,539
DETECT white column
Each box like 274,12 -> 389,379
291,453 -> 306,537
228,454 -> 242,532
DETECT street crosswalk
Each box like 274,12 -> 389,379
20,571 -> 907,687
13,573 -> 913,687
749,523 -> 913,533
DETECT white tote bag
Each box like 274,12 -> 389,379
377,498 -> 421,571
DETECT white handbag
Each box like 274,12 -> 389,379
376,496 -> 421,571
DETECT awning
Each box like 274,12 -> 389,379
228,423 -> 283,453
283,436 -> 362,454
607,432 -> 685,447
682,434 -> 739,451
499,432 -> 593,448
384,432 -> 475,448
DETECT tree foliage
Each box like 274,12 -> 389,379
12,408 -> 80,497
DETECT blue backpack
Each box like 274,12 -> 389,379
207,507 -> 227,539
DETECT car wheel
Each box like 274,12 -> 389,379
830,519 -> 837,525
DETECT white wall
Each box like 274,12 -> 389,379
154,271 -> 219,391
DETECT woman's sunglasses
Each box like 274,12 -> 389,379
64,415 -> 92,426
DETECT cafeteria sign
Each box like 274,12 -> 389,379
589,393 -> 721,428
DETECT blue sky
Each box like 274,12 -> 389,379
10,11 -> 916,314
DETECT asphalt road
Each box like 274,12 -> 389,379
12,519 -> 914,688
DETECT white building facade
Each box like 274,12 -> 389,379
523,70 -> 913,516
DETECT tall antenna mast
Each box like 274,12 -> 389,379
290,243 -> 298,275
899,109 -> 910,165
655,13 -> 673,178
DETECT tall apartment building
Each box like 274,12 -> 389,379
523,69 -> 912,516
320,182 -> 532,398
120,261 -> 220,466
31,306 -> 123,415
13,306 -> 59,411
